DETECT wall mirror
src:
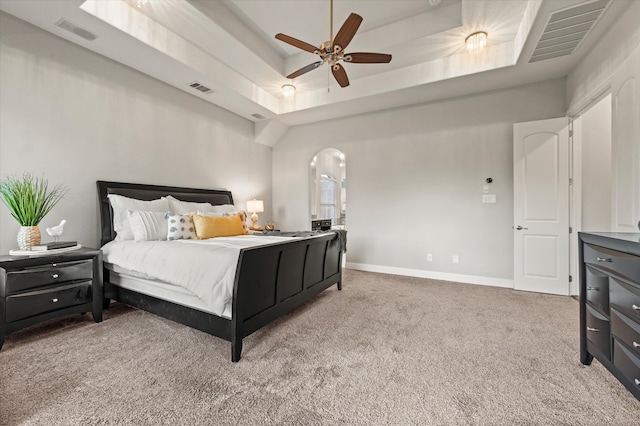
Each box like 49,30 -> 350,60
309,148 -> 346,229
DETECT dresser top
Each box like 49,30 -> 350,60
579,232 -> 640,256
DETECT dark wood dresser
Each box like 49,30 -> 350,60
579,232 -> 640,400
0,247 -> 103,350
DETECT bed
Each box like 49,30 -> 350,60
97,181 -> 343,362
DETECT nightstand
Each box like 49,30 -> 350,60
0,247 -> 103,350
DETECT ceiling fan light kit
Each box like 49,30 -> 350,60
465,31 -> 488,55
275,0 -> 392,88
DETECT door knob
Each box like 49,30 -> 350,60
515,225 -> 528,230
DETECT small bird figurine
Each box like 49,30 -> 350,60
46,219 -> 66,242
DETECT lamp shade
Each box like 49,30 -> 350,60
247,199 -> 264,213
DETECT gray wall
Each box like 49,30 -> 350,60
580,94 -> 612,232
273,79 -> 566,283
0,12 -> 272,253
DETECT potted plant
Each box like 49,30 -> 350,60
0,173 -> 67,250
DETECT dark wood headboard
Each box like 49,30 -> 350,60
97,181 -> 234,247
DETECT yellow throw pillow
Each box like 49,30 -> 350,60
192,213 -> 247,239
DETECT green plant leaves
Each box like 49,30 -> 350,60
0,173 -> 67,226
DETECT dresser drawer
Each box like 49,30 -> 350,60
5,281 -> 92,323
5,260 -> 93,293
610,278 -> 640,322
583,243 -> 640,284
612,339 -> 640,390
586,304 -> 611,359
585,265 -> 610,315
611,308 -> 640,357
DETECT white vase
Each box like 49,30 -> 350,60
17,226 -> 41,250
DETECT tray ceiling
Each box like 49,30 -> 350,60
0,0 -> 627,144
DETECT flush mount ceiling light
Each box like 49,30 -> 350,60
465,31 -> 488,55
282,84 -> 296,97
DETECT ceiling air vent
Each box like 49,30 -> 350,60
529,0 -> 609,63
251,113 -> 266,120
187,82 -> 214,94
54,18 -> 97,41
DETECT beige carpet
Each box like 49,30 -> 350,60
1,269 -> 638,425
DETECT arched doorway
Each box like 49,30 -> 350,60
309,148 -> 345,229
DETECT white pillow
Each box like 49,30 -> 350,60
211,204 -> 237,213
166,212 -> 196,240
196,210 -> 224,217
127,210 -> 168,241
166,195 -> 218,215
107,194 -> 170,241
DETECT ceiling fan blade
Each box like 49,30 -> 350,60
275,33 -> 319,54
286,61 -> 324,79
331,63 -> 350,88
345,52 -> 392,64
332,13 -> 362,52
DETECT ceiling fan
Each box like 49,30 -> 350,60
275,0 -> 392,88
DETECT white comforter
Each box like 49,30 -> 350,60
101,236 -> 300,316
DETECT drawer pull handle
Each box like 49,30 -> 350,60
587,327 -> 599,332
52,298 -> 59,303
596,257 -> 612,262
633,342 -> 640,349
633,305 -> 640,311
636,379 -> 640,386
587,287 -> 599,291
52,273 -> 59,279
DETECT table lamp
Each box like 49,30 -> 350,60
246,199 -> 264,231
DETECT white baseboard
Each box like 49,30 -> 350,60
345,262 -> 514,289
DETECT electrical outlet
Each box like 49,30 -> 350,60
452,255 -> 459,264
427,253 -> 433,261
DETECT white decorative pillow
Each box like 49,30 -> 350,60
166,212 -> 196,240
108,194 -> 169,241
127,210 -> 168,242
166,195 -> 218,215
195,210 -> 224,217
210,204 -> 237,213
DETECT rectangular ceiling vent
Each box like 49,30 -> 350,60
251,113 -> 266,120
187,82 -> 214,94
529,0 -> 609,63
54,18 -> 97,41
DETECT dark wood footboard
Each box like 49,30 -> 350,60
231,232 -> 342,361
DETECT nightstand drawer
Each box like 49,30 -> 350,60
5,281 -> 92,323
5,260 -> 92,293
610,278 -> 640,322
585,265 -> 610,315
611,308 -> 640,357
584,244 -> 640,284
